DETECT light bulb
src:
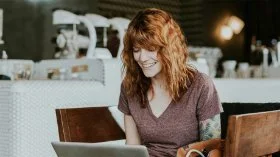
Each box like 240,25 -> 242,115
221,25 -> 233,40
228,16 -> 244,34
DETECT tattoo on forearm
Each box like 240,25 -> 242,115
199,114 -> 221,141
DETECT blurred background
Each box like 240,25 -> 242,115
1,1 -> 280,157
0,0 -> 280,79
0,0 -> 278,60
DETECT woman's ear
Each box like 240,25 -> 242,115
169,27 -> 174,35
167,20 -> 175,36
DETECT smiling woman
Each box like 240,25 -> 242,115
118,8 -> 223,157
121,8 -> 195,106
132,48 -> 162,78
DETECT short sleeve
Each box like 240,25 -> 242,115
118,83 -> 131,115
196,74 -> 223,121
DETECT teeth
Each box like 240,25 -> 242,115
142,62 -> 156,68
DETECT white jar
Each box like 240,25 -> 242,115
237,62 -> 250,78
223,60 -> 237,78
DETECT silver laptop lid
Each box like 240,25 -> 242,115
51,142 -> 149,157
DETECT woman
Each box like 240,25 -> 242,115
118,8 -> 223,157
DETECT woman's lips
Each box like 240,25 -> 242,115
141,62 -> 157,68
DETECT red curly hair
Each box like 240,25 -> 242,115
121,8 -> 196,107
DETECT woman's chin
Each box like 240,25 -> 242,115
143,71 -> 161,78
143,73 -> 155,78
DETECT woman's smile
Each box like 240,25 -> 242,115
140,62 -> 158,69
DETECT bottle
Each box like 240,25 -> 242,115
270,39 -> 278,67
250,35 -> 256,53
250,40 -> 263,65
262,47 -> 269,78
0,50 -> 10,80
237,62 -> 250,78
277,37 -> 280,64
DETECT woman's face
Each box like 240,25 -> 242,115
133,48 -> 162,78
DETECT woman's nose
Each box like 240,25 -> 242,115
139,49 -> 148,62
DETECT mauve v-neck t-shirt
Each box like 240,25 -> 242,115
118,72 -> 223,157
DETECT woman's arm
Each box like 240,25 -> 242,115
199,114 -> 221,141
124,115 -> 141,145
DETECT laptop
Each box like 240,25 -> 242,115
51,141 -> 149,157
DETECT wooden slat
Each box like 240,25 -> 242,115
98,3 -> 181,20
180,0 -> 204,45
181,13 -> 203,20
183,28 -> 203,33
98,0 -> 204,45
100,0 -> 181,10
181,21 -> 203,27
100,0 -> 181,7
181,0 -> 203,6
56,109 -> 71,142
181,6 -> 203,14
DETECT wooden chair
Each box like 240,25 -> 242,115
55,107 -> 125,143
224,110 -> 280,157
178,110 -> 280,157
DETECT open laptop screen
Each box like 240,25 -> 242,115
52,142 -> 149,157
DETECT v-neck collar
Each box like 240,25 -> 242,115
144,71 -> 199,122
147,99 -> 174,121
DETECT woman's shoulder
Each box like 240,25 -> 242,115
120,81 -> 128,96
191,71 -> 214,87
197,71 -> 213,81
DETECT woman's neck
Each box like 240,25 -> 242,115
148,74 -> 171,101
151,73 -> 166,90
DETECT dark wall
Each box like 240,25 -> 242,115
181,0 -> 204,45
2,0 -> 280,62
202,0 -> 246,62
1,0 -> 181,61
200,0 -> 280,63
1,0 -> 44,61
1,0 -> 98,61
245,0 -> 280,44
244,0 -> 280,62
39,0 -> 99,60
98,0 -> 181,20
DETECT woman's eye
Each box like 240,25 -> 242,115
148,47 -> 157,51
133,49 -> 140,53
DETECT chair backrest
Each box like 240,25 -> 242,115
224,110 -> 280,157
55,107 -> 125,143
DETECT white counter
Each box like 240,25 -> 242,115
214,79 -> 280,103
0,80 -> 120,157
0,59 -> 123,157
0,78 -> 280,157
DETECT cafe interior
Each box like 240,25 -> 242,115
0,0 -> 279,157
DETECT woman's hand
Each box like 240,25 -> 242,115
177,138 -> 224,157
